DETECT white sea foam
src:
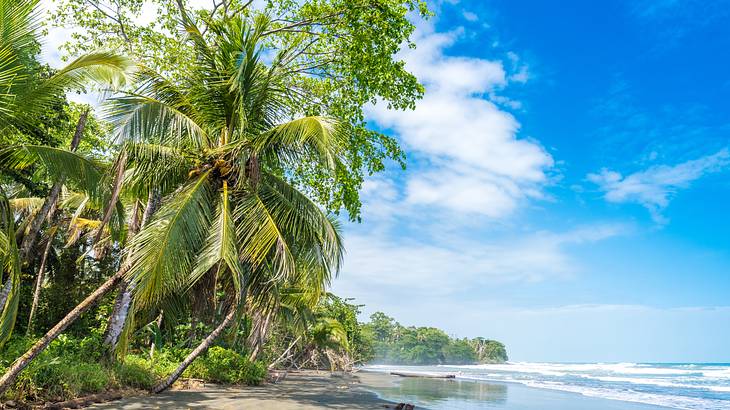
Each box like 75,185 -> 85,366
519,381 -> 730,410
365,363 -> 730,408
441,361 -> 714,376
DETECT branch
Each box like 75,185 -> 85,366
261,11 -> 345,36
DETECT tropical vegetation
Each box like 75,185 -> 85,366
0,0 -> 507,405
364,312 -> 508,365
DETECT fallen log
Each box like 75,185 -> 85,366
390,372 -> 455,379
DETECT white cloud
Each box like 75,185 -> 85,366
366,27 -> 553,218
462,11 -> 479,22
588,149 -> 730,222
335,223 -> 628,298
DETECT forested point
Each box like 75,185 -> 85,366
0,0 -> 506,404
365,312 -> 508,365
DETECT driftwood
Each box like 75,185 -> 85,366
383,404 -> 416,410
42,391 -> 124,409
390,372 -> 455,379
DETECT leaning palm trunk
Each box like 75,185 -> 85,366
152,301 -> 238,393
0,280 -> 13,315
103,194 -> 155,353
18,109 -> 89,260
103,280 -> 134,349
247,308 -> 274,361
0,264 -> 128,394
26,234 -> 54,334
0,194 -> 152,395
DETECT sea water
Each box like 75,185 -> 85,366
363,363 -> 730,409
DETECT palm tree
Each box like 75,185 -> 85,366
0,5 -> 346,393
0,188 -> 21,348
109,11 -> 345,392
0,0 -> 131,393
1,0 -> 129,262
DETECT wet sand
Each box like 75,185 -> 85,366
89,369 -> 674,409
90,370 -> 399,409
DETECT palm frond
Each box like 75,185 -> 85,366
106,67 -> 211,148
0,0 -> 39,125
123,142 -> 193,196
259,172 -> 343,277
188,182 -> 243,295
10,52 -> 132,127
0,0 -> 40,51
8,196 -> 43,215
0,145 -> 105,199
253,116 -> 344,169
128,171 -> 215,309
233,190 -> 296,282
49,51 -> 131,90
0,189 -> 21,347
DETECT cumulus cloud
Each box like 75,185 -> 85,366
463,11 -> 479,22
334,223 -> 628,299
588,149 -> 730,222
365,27 -> 553,219
331,24 -> 626,322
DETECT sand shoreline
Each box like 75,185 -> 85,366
88,370 -> 404,409
83,369 -> 675,410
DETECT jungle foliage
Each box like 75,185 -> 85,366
0,0 -> 507,403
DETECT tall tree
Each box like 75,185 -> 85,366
0,0 -> 430,394
112,11 -> 346,392
0,0 -> 130,393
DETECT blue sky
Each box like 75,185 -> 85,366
329,0 -> 730,363
39,0 -> 730,363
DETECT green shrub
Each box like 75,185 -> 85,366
237,360 -> 267,386
0,337 -> 266,403
203,347 -> 243,384
200,347 -> 266,385
66,363 -> 110,394
184,357 -> 209,380
14,360 -> 112,401
114,359 -> 156,389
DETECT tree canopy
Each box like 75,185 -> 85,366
0,0 -> 510,402
363,312 -> 508,365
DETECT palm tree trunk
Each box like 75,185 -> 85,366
26,235 -> 53,335
0,190 -> 153,395
102,196 -> 152,353
102,280 -> 133,349
247,308 -> 273,361
0,264 -> 127,395
149,310 -> 163,359
18,108 -> 88,261
0,280 -> 12,313
151,302 -> 238,393
94,151 -> 126,244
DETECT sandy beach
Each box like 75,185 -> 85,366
89,371 -> 398,409
85,369 -> 677,410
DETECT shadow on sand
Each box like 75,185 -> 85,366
90,373 -> 392,409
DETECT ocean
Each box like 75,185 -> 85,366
362,363 -> 730,409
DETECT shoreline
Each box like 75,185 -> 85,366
83,369 -> 674,410
358,369 -> 674,410
89,370 -> 403,409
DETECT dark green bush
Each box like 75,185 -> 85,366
202,347 -> 244,384
237,360 -> 267,386
0,337 -> 265,403
11,359 -> 112,401
196,347 -> 267,385
66,363 -> 111,393
114,358 -> 156,389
